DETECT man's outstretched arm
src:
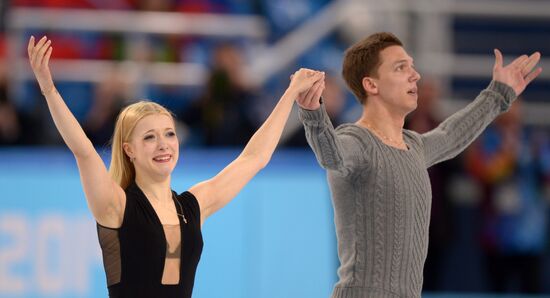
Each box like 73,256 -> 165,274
421,50 -> 542,167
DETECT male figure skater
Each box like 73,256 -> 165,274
297,32 -> 541,297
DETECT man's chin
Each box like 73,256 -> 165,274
402,102 -> 418,116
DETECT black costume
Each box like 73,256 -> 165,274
97,182 -> 203,298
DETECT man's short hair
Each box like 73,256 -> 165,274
342,32 -> 403,104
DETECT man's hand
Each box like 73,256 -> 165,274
493,49 -> 542,96
292,70 -> 325,111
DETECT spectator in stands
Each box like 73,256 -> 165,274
134,0 -> 175,11
0,35 -> 22,145
466,100 -> 549,293
182,42 -> 257,146
0,68 -> 22,145
83,70 -> 127,147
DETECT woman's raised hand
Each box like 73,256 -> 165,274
289,68 -> 324,95
27,36 -> 55,94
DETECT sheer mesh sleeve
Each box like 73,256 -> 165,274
97,225 -> 121,286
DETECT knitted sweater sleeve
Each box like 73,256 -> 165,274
299,104 -> 364,176
420,80 -> 516,168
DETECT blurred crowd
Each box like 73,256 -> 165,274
1,0 -> 347,147
406,81 -> 550,293
1,0 -> 549,294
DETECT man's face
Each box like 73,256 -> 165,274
368,45 -> 421,114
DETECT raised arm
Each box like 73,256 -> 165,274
189,69 -> 325,222
28,36 -> 125,228
421,49 -> 542,167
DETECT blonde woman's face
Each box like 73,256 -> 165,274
124,114 -> 179,180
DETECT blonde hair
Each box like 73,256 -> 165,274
109,101 -> 174,189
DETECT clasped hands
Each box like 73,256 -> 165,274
290,68 -> 325,110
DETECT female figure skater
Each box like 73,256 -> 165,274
27,36 -> 325,298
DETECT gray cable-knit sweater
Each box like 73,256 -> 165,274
299,81 -> 516,298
